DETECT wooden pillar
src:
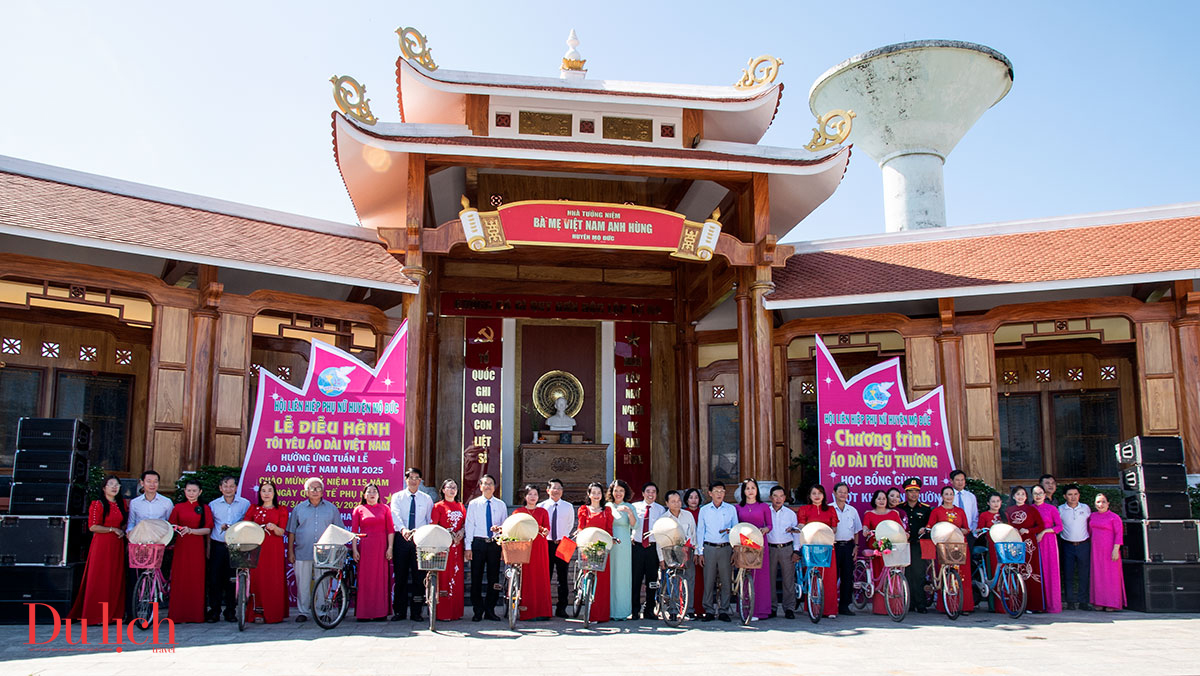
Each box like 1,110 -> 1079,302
186,268 -> 221,470
749,173 -> 776,482
774,343 -> 790,492
735,267 -> 756,479
403,154 -> 429,475
1172,282 -> 1200,472
421,261 -> 440,481
676,319 -> 700,489
936,298 -> 968,471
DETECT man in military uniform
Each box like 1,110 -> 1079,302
896,477 -> 932,613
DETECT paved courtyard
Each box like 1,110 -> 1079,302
4,609 -> 1199,676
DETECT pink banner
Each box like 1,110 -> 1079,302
815,335 -> 955,512
238,323 -> 409,523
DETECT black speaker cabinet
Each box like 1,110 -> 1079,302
1116,436 -> 1185,466
8,482 -> 86,516
0,516 -> 87,566
1124,492 -> 1193,520
15,418 -> 91,452
1120,463 -> 1189,494
0,563 -> 84,624
1124,561 -> 1200,613
12,450 -> 89,485
1124,520 -> 1200,563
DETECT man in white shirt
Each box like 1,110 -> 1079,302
124,470 -> 174,617
695,480 -> 738,622
1058,484 -> 1092,610
464,474 -> 506,621
766,486 -> 800,619
389,467 -> 433,621
538,478 -> 575,617
631,482 -> 667,619
657,490 -> 697,619
832,482 -> 863,616
206,476 -> 250,623
950,470 -> 979,531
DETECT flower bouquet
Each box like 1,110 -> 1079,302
875,537 -> 894,556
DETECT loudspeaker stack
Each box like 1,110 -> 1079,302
1117,436 -> 1200,612
1,418 -> 91,623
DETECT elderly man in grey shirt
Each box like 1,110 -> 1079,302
287,477 -> 341,622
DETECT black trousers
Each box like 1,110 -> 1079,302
631,543 -> 660,615
471,538 -> 501,616
1061,539 -> 1091,605
547,539 -> 570,612
907,544 -> 929,610
206,544 -> 236,619
835,541 -> 856,610
392,538 -> 421,616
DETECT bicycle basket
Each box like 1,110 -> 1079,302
660,544 -> 687,569
227,543 -> 261,570
417,546 -> 449,571
732,544 -> 764,570
802,544 -> 833,569
995,541 -> 1026,565
936,542 -> 969,566
313,543 -> 349,569
579,546 -> 610,572
881,542 -> 911,567
500,539 -> 533,565
127,543 -> 165,570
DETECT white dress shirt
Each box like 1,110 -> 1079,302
390,487 -> 433,533
768,504 -> 800,550
464,495 -> 508,541
655,509 -> 697,558
631,500 -> 668,545
694,501 -> 738,555
953,488 -> 979,531
538,498 -> 576,541
833,502 -> 863,542
208,495 -> 251,543
126,493 -> 174,532
1059,502 -> 1092,542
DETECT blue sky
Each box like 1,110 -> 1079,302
1,1 -> 1196,241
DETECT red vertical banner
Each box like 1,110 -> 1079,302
615,322 -> 652,489
463,318 -> 503,502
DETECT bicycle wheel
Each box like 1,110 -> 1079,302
884,568 -> 908,623
663,571 -> 687,627
426,572 -> 439,632
312,570 -> 347,629
736,569 -> 754,625
507,565 -> 522,630
236,569 -> 249,632
851,559 -> 871,610
806,569 -> 823,624
940,566 -> 962,620
998,565 -> 1027,619
578,572 -> 595,629
132,572 -> 156,629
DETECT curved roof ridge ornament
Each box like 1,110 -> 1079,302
330,75 -> 378,126
804,109 -> 855,152
734,55 -> 783,89
397,26 -> 437,71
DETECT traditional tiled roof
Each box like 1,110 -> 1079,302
768,209 -> 1200,307
0,162 -> 416,292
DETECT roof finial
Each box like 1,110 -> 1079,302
561,29 -> 586,80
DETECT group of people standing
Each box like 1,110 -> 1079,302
67,466 -> 1128,628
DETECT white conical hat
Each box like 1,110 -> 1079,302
931,521 -> 966,543
989,523 -> 1021,543
874,520 -> 908,544
728,521 -> 764,547
575,526 -> 614,549
500,513 -> 539,541
799,522 -> 835,546
651,517 -> 685,547
225,521 -> 265,546
317,524 -> 356,546
128,518 -> 174,545
413,524 -> 453,548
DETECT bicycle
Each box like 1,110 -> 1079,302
500,538 -> 534,630
732,543 -> 763,625
128,542 -> 168,629
226,542 -> 261,632
654,544 -> 689,627
927,540 -> 969,620
850,548 -> 876,612
972,539 -> 1028,618
571,538 -> 615,628
311,535 -> 360,630
794,543 -> 833,623
866,544 -> 911,622
416,543 -> 450,631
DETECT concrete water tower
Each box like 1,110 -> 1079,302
809,40 -> 1013,232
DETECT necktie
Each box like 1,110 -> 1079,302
407,494 -> 416,530
641,505 -> 651,548
551,503 -> 558,540
485,499 -> 493,537
955,491 -> 963,510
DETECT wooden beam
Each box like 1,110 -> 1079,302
682,109 -> 704,148
426,154 -> 755,185
465,94 -> 489,136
